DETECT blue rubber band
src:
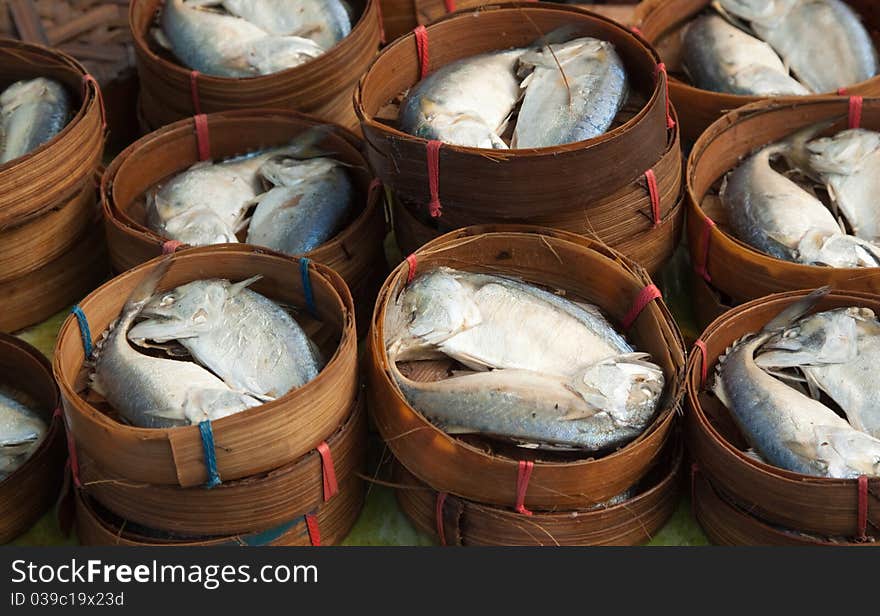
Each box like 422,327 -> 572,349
198,420 -> 222,488
300,258 -> 318,319
71,305 -> 93,358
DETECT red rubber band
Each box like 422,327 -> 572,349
645,169 -> 661,227
514,460 -> 534,516
189,70 -> 202,116
630,26 -> 644,36
162,240 -> 183,255
849,96 -> 863,130
622,284 -> 661,330
435,492 -> 448,546
405,254 -> 418,284
426,140 -> 442,217
305,512 -> 321,546
837,87 -> 848,95
369,177 -> 383,196
82,74 -> 106,132
375,0 -> 386,45
53,406 -> 62,419
857,475 -> 868,540
694,217 -> 716,282
316,441 -> 338,502
414,25 -> 430,79
194,114 -> 211,162
694,339 -> 708,388
656,63 -> 676,130
444,0 -> 456,11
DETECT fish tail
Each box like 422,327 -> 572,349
762,287 -> 830,333
780,119 -> 840,178
123,256 -> 173,316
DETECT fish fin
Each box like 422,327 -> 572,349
710,0 -> 753,32
151,28 -> 172,50
228,275 -> 262,297
782,120 -> 840,180
125,257 -> 173,312
762,287 -> 830,333
144,407 -> 187,422
804,370 -> 823,401
441,349 -> 493,372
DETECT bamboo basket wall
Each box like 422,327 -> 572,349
394,441 -> 681,546
633,0 -> 880,143
687,98 -> 880,310
692,471 -> 875,546
78,396 -> 366,536
0,218 -> 109,333
130,0 -> 381,132
53,246 -> 358,488
367,226 -> 685,510
76,479 -> 364,546
687,289 -> 880,539
390,109 -> 683,275
0,335 -> 67,543
101,109 -> 387,331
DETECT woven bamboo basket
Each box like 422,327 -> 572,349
633,0 -> 880,143
367,226 -> 685,510
688,98 -> 880,308
131,0 -> 381,132
0,217 -> 109,333
394,440 -> 681,546
0,39 -> 104,228
101,109 -> 388,331
687,289 -> 880,539
390,107 -> 684,275
356,4 -> 678,235
692,471 -> 876,546
0,335 -> 67,543
78,395 -> 366,536
53,246 -> 358,488
75,478 -> 364,546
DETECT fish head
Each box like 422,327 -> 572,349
808,129 -> 880,175
127,279 -> 235,343
385,268 -> 482,358
162,206 -> 240,246
569,354 -> 665,424
714,0 -> 797,25
798,230 -> 880,268
260,157 -> 340,187
758,307 -> 867,368
817,426 -> 880,478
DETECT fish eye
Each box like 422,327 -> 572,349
160,294 -> 176,306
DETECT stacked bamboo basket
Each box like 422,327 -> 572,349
367,227 -> 686,545
0,39 -> 107,333
0,335 -> 66,543
687,290 -> 880,545
53,248 -> 366,546
130,0 -> 382,132
687,97 -> 880,328
633,0 -> 880,143
356,3 -> 684,276
101,109 -> 388,334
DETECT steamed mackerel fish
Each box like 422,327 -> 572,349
218,0 -> 350,49
716,0 -> 877,93
399,49 -> 526,149
147,141 -> 316,246
714,290 -> 880,478
512,37 -> 627,148
807,129 -> 880,243
161,0 -> 324,78
128,277 -> 322,400
682,15 -> 809,96
757,307 -> 880,439
246,157 -> 353,255
720,129 -> 880,267
91,265 -> 262,429
0,392 -> 47,480
0,78 -> 70,164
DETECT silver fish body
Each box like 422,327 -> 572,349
682,15 -> 809,96
717,0 -> 877,93
0,78 -> 70,164
91,265 -> 262,429
391,356 -> 663,451
758,307 -> 880,440
128,277 -> 322,400
161,0 -> 324,77
219,0 -> 351,49
806,128 -> 880,243
713,290 -> 880,478
245,158 -> 353,254
512,37 -> 628,148
398,49 -> 524,149
0,392 -> 47,480
721,137 -> 880,267
385,267 -> 633,376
